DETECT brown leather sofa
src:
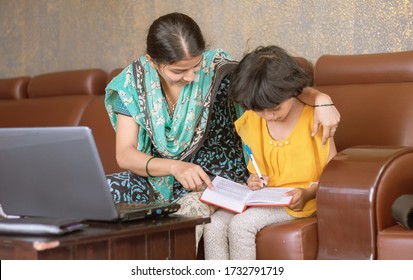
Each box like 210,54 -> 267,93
314,51 -> 413,260
1,51 -> 412,260
257,50 -> 413,260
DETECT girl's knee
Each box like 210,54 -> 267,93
206,216 -> 226,232
229,213 -> 248,228
228,217 -> 244,237
228,214 -> 257,239
205,210 -> 234,232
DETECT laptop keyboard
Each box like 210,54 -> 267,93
115,202 -> 180,213
115,203 -> 162,213
114,202 -> 181,221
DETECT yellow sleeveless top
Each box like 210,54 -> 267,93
235,105 -> 330,218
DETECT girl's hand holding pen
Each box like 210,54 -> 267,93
245,144 -> 267,188
247,173 -> 269,190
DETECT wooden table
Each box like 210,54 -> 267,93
0,215 -> 209,260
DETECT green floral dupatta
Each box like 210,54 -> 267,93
105,49 -> 239,201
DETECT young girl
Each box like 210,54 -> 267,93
203,45 -> 337,259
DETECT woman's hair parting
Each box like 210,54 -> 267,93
146,12 -> 206,64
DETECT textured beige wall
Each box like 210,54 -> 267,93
1,0 -> 412,78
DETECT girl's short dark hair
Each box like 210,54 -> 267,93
146,13 -> 206,64
229,45 -> 311,111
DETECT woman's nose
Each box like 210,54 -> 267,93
183,70 -> 195,82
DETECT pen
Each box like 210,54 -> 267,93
245,144 -> 266,188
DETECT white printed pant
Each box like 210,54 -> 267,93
203,206 -> 295,259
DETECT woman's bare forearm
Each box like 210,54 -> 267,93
298,87 -> 333,106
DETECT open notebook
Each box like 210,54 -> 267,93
0,127 -> 180,222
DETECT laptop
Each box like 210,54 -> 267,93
0,126 -> 180,222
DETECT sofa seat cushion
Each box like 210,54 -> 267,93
377,225 -> 413,260
256,217 -> 317,260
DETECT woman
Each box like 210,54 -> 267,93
104,13 -> 339,245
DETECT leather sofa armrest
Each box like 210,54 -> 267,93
316,146 -> 413,260
256,217 -> 318,260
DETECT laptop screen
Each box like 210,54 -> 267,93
0,127 -> 120,221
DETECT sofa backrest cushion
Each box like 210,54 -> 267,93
314,51 -> 413,151
295,57 -> 314,85
27,69 -> 107,98
107,68 -> 123,85
0,96 -> 91,127
0,76 -> 31,100
315,51 -> 413,86
79,95 -> 120,174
